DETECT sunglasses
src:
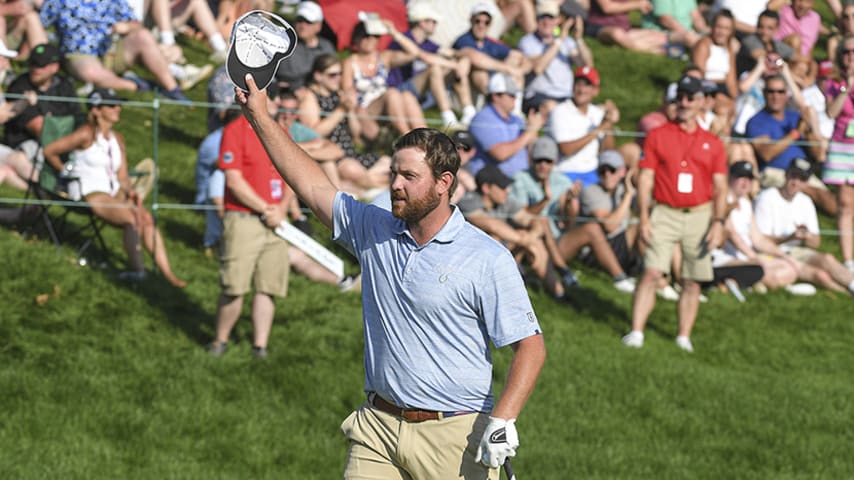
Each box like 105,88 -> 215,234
764,89 -> 787,95
295,16 -> 314,24
533,158 -> 554,164
325,70 -> 342,78
597,166 -> 616,175
456,144 -> 472,153
537,14 -> 556,20
472,17 -> 492,26
675,92 -> 699,101
843,48 -> 854,55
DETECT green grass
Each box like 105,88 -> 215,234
2,29 -> 854,479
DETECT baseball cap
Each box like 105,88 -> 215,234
676,75 -> 703,96
729,160 -> 757,179
408,1 -> 441,22
296,1 -> 323,23
29,43 -> 60,67
450,129 -> 474,151
476,165 -> 513,189
786,158 -> 812,179
574,66 -> 600,87
488,73 -> 520,95
471,1 -> 497,18
598,150 -> 624,170
87,88 -> 126,109
531,136 -> 558,162
226,10 -> 298,92
536,0 -> 560,17
358,11 -> 389,36
560,0 -> 587,20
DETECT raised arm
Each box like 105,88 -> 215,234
236,74 -> 338,228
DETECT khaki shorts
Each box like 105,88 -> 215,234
220,211 -> 289,297
760,167 -> 828,191
786,245 -> 818,264
644,203 -> 714,282
341,402 -> 498,480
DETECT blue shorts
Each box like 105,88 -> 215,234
564,169 -> 600,187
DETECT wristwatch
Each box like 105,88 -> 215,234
840,85 -> 849,94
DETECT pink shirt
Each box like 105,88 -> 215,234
774,5 -> 820,56
826,79 -> 854,144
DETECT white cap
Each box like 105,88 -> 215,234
488,73 -> 519,95
296,1 -> 323,23
408,1 -> 442,23
470,1 -> 498,17
536,0 -> 560,17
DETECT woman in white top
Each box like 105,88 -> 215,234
692,9 -> 738,100
44,88 -> 185,287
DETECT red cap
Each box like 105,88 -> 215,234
818,60 -> 834,79
574,66 -> 600,87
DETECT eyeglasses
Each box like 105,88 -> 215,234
842,48 -> 854,55
472,17 -> 491,26
764,89 -> 787,95
533,158 -> 554,164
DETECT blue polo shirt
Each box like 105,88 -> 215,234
745,109 -> 807,171
468,104 -> 529,177
452,31 -> 512,60
332,192 -> 542,413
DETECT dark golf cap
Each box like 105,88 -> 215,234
560,0 -> 587,20
676,75 -> 703,96
226,10 -> 298,92
729,160 -> 756,179
29,43 -> 60,67
786,158 -> 812,178
450,129 -> 474,151
87,88 -> 126,108
475,165 -> 513,190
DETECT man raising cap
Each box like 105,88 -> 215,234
234,73 -> 545,478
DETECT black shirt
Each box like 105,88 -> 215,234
4,72 -> 82,148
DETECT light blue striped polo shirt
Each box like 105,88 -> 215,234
333,192 -> 542,413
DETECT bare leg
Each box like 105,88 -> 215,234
631,267 -> 661,331
122,28 -> 179,91
66,56 -> 139,91
214,293 -> 243,344
676,279 -> 701,337
837,184 -> 854,263
805,252 -> 854,289
251,292 -> 275,348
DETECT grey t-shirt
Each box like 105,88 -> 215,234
579,182 -> 629,236
458,191 -> 523,222
736,35 -> 795,76
274,37 -> 336,90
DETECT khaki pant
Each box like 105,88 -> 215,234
644,203 -> 714,282
341,402 -> 499,480
220,211 -> 289,297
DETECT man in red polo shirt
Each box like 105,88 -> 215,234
623,75 -> 728,353
209,88 -> 292,359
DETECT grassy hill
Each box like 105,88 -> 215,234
2,20 -> 854,479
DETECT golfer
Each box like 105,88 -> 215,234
236,73 -> 545,479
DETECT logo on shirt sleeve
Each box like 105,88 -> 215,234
223,152 -> 234,164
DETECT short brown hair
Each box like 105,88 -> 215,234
392,128 -> 460,195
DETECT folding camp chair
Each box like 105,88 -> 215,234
19,115 -> 114,267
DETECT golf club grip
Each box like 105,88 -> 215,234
503,458 -> 516,480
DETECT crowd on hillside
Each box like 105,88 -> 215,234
1,0 -> 854,353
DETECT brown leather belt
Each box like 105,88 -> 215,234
370,394 -> 474,422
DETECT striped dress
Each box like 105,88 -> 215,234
825,78 -> 854,185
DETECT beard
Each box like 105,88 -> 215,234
391,185 -> 441,224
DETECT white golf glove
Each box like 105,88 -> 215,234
476,416 -> 519,468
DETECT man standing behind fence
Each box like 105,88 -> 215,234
208,88 -> 291,359
622,75 -> 728,353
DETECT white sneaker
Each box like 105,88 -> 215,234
785,283 -> 817,296
179,63 -> 214,91
845,260 -> 854,274
614,277 -> 636,293
460,105 -> 477,126
657,284 -> 680,301
675,336 -> 694,353
698,292 -> 709,303
621,331 -> 644,348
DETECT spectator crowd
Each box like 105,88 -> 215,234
2,0 -> 854,356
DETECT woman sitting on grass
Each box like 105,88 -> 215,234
43,88 -> 186,287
